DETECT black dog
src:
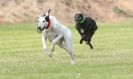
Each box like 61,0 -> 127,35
75,13 -> 97,49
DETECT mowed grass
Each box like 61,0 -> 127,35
0,22 -> 133,79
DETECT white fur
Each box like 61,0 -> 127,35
38,15 -> 76,64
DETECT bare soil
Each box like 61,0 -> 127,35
0,0 -> 133,23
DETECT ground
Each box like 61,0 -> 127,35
0,22 -> 133,79
0,0 -> 133,23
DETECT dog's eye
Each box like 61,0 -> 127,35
43,21 -> 45,22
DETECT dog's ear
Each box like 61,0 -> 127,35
75,14 -> 80,22
47,9 -> 51,15
45,9 -> 51,21
75,14 -> 78,20
45,15 -> 49,21
42,13 -> 46,16
74,14 -> 77,21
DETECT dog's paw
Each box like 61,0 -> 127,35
71,60 -> 76,65
44,49 -> 53,57
51,48 -> 55,52
48,53 -> 52,57
90,46 -> 93,49
80,40 -> 83,44
45,48 -> 51,52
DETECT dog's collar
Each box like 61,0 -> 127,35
80,16 -> 85,23
45,20 -> 51,29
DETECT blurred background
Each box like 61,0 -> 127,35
0,0 -> 133,24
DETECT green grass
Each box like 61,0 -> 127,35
0,22 -> 133,79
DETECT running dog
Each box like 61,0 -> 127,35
75,13 -> 97,49
37,9 -> 76,64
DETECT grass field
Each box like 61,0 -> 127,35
0,22 -> 133,79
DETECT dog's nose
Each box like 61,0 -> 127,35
37,27 -> 42,31
38,27 -> 41,30
37,27 -> 42,33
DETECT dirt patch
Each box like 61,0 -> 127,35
0,0 -> 133,23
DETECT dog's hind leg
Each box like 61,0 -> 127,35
87,42 -> 93,49
59,36 -> 76,64
64,38 -> 76,64
51,34 -> 63,52
58,40 -> 67,50
86,37 -> 93,49
67,45 -> 76,64
87,29 -> 96,49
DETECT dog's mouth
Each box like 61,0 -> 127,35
37,25 -> 47,33
38,27 -> 42,30
37,27 -> 43,33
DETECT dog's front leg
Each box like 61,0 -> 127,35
51,34 -> 63,52
80,35 -> 86,44
42,30 -> 52,57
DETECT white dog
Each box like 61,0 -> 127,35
37,9 -> 76,64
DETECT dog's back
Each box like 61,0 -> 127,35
49,16 -> 72,36
45,15 -> 72,45
85,17 -> 97,30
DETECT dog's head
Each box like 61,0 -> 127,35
37,9 -> 51,32
75,13 -> 85,23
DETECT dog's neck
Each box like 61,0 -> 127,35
80,16 -> 85,23
45,20 -> 51,29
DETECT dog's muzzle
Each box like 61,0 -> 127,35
37,27 -> 42,33
37,26 -> 46,33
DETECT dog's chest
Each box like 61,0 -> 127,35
46,29 -> 58,42
76,23 -> 85,34
47,29 -> 57,36
80,28 -> 85,33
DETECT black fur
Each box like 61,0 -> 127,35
75,13 -> 97,49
